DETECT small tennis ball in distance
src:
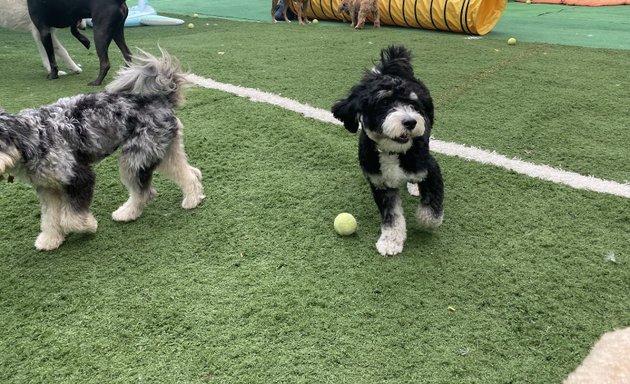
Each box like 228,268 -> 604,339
187,23 -> 195,29
508,37 -> 517,45
312,19 -> 319,23
334,213 -> 357,236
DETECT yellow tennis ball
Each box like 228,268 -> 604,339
187,23 -> 195,29
312,19 -> 319,23
192,13 -> 199,18
334,213 -> 357,236
508,37 -> 517,45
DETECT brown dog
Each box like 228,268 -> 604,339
271,0 -> 310,25
338,0 -> 380,29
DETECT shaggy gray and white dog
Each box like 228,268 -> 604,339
0,49 -> 205,251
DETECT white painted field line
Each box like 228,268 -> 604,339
187,74 -> 630,199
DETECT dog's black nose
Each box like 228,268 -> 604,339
402,118 -> 416,130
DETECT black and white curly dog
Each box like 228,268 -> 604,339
332,45 -> 444,256
0,49 -> 205,251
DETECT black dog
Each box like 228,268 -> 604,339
27,0 -> 132,85
332,46 -> 444,256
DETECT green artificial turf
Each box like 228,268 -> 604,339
1,15 -> 629,384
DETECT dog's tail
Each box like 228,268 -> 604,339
106,48 -> 188,107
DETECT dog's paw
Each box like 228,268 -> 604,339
112,203 -> 142,222
376,236 -> 404,256
416,205 -> 443,230
35,232 -> 65,251
375,226 -> 406,256
182,182 -> 205,209
406,182 -> 420,196
58,70 -> 68,76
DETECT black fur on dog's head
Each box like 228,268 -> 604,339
332,45 -> 434,151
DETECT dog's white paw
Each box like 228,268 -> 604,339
376,235 -> 404,256
181,168 -> 204,209
35,232 -> 65,251
112,203 -> 142,222
375,225 -> 406,256
416,205 -> 443,230
182,193 -> 205,210
407,182 -> 420,196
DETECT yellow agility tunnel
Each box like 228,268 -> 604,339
296,0 -> 507,35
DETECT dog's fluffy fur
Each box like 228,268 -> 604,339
564,327 -> 630,383
0,0 -> 82,75
338,0 -> 380,29
0,49 -> 204,251
332,46 -> 443,256
271,0 -> 310,25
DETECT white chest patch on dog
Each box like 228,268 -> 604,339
368,153 -> 428,189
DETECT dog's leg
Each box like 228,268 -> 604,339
30,26 -> 53,73
112,24 -> 132,64
350,8 -> 358,28
373,7 -> 381,28
52,29 -> 82,74
61,164 -> 98,234
35,187 -> 65,251
272,0 -> 280,22
156,120 -> 205,209
371,186 -> 406,256
299,1 -> 310,25
89,25 -> 114,86
70,24 -> 91,50
282,0 -> 292,23
355,6 -> 369,29
415,156 -> 444,230
35,26 -> 60,79
112,157 -> 158,222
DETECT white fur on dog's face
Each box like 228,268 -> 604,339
363,103 -> 426,153
382,104 -> 425,141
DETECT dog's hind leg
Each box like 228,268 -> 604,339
61,164 -> 98,235
35,187 -> 65,251
415,156 -> 444,230
112,156 -> 158,223
371,186 -> 407,256
355,7 -> 369,29
89,25 -> 114,86
36,26 -> 60,80
112,25 -> 132,63
372,7 -> 381,28
53,29 -> 82,74
156,120 -> 205,210
271,0 -> 280,22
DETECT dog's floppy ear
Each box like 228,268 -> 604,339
331,95 -> 361,133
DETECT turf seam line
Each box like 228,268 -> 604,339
186,74 -> 630,199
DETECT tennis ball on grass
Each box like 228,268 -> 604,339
192,13 -> 199,18
334,213 -> 357,236
187,23 -> 195,29
312,19 -> 319,23
508,37 -> 517,45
